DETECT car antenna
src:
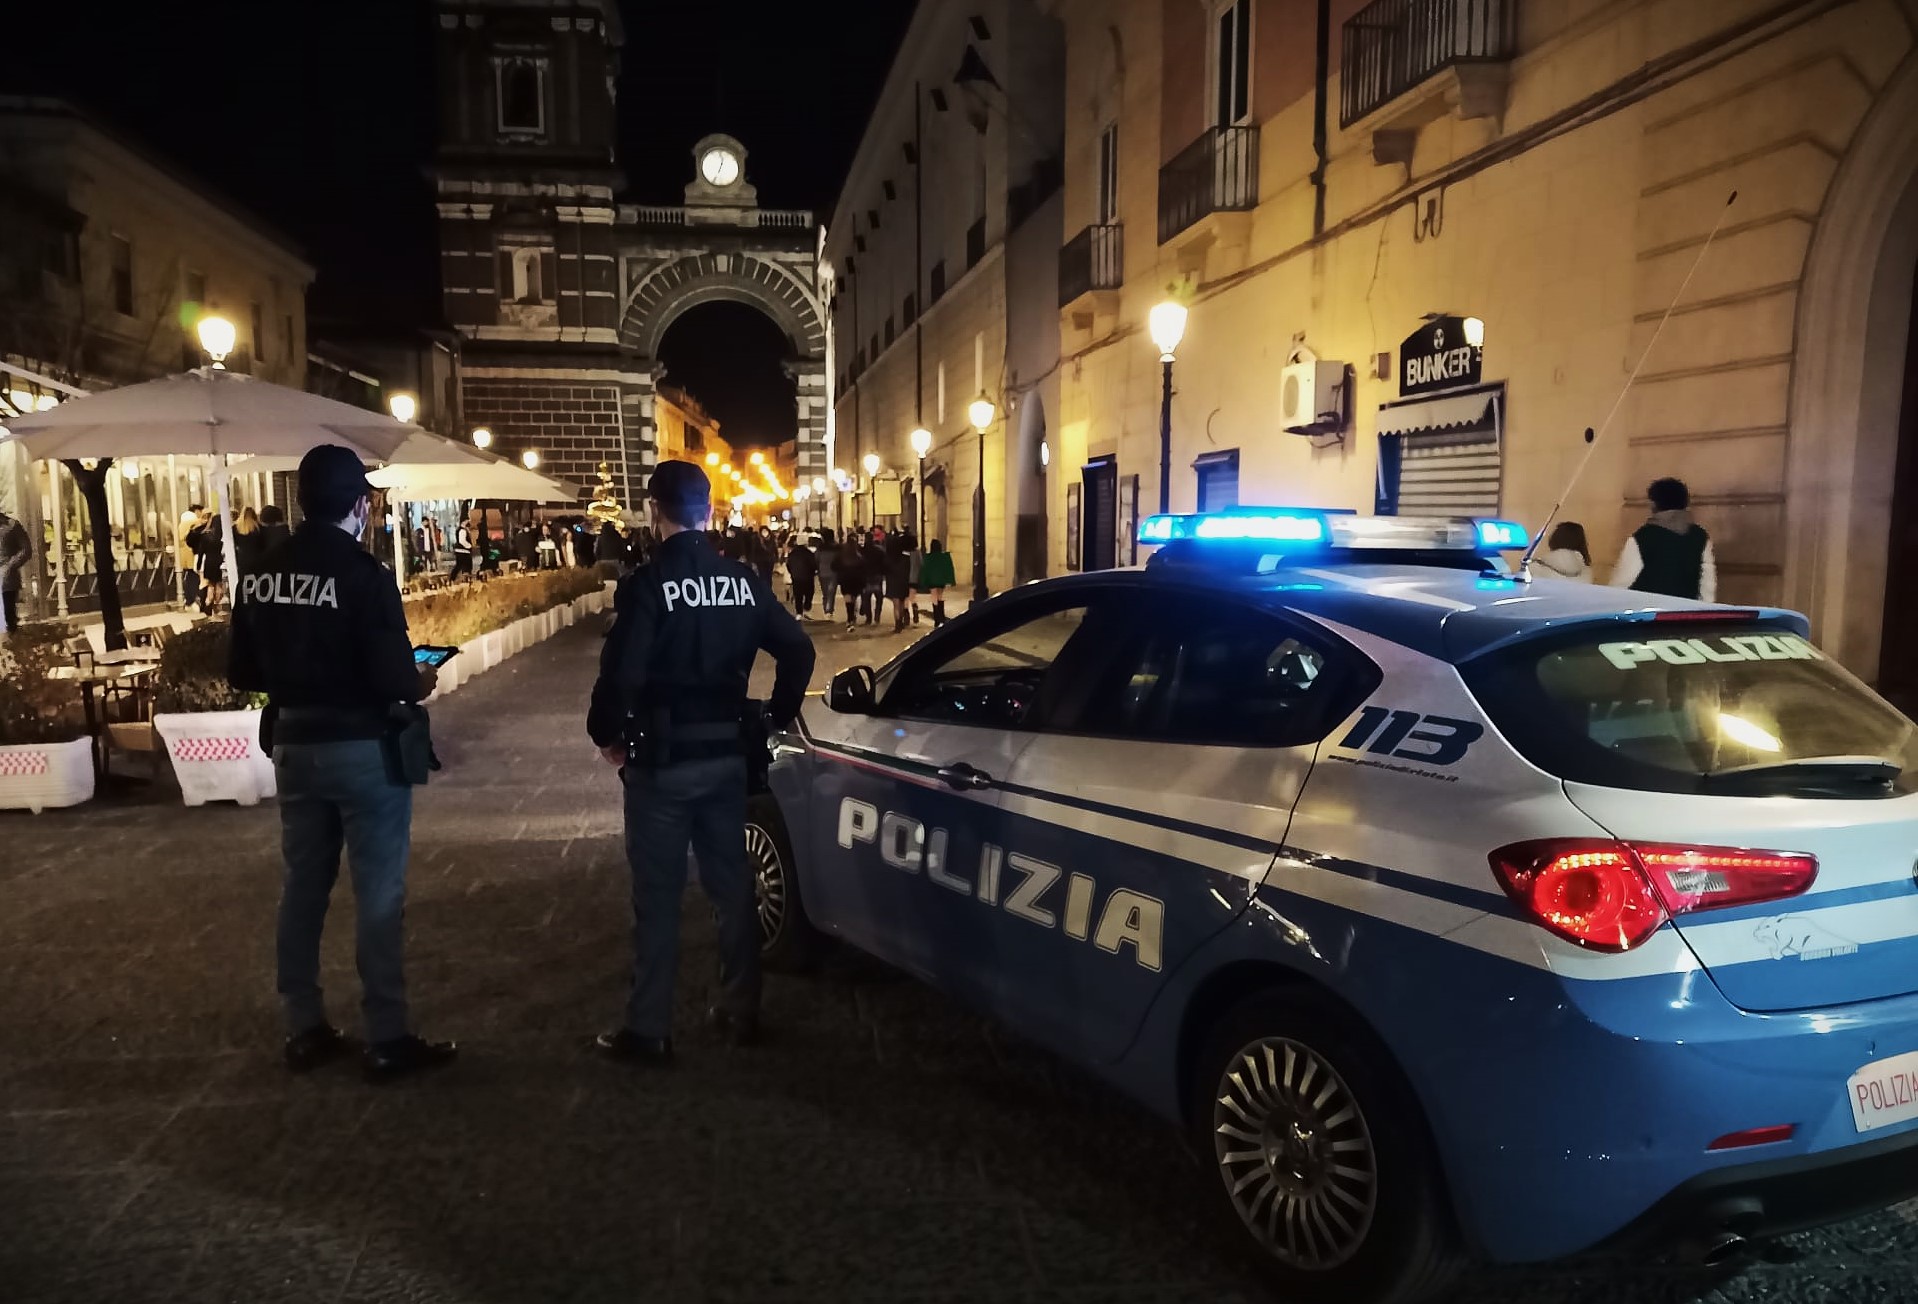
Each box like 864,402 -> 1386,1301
1518,191 -> 1738,582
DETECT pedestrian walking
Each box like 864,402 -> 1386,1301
836,534 -> 867,628
918,538 -> 956,625
754,526 -> 778,587
0,506 -> 32,633
176,504 -> 204,609
1613,478 -> 1716,601
234,506 -> 265,576
861,528 -> 887,626
1532,522 -> 1592,582
188,509 -> 227,614
885,532 -> 912,632
587,461 -> 815,1065
595,520 -> 626,568
228,444 -> 455,1083
786,533 -> 819,616
814,528 -> 838,617
257,504 -> 291,554
453,518 -> 476,579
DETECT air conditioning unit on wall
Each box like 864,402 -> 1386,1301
1280,357 -> 1349,435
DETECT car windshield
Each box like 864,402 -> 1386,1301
1463,622 -> 1918,797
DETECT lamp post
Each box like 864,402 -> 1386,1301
197,315 -> 235,370
1148,301 -> 1188,514
968,395 -> 994,603
910,426 -> 932,543
387,392 -> 417,425
471,427 -> 493,450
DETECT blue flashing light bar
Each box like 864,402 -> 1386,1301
1136,508 -> 1531,552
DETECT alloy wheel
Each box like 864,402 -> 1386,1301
1213,1036 -> 1379,1271
747,823 -> 786,945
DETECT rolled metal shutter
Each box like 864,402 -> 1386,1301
1396,430 -> 1501,516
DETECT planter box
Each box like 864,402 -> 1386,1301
0,738 -> 96,813
560,603 -> 577,628
154,710 -> 275,808
481,630 -> 503,671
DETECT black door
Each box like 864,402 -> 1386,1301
1881,260 -> 1918,712
1083,457 -> 1118,571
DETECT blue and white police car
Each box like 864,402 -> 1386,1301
744,507 -> 1918,1302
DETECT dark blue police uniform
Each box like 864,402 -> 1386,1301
589,521 -> 814,1056
229,445 -> 454,1081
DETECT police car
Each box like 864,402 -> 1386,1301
744,506 -> 1918,1302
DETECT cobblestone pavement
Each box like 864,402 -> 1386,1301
4,614 -> 1918,1303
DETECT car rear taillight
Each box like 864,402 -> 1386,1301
1489,840 -> 1817,952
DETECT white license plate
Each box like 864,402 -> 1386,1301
1848,1051 -> 1918,1132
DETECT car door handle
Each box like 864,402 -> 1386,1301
936,762 -> 995,791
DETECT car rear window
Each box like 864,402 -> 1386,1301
1461,622 -> 1918,797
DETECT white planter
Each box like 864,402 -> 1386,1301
560,603 -> 577,628
154,710 -> 275,808
460,637 -> 487,678
481,630 -> 503,670
0,738 -> 95,813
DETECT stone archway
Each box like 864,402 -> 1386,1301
619,244 -> 829,492
1784,51 -> 1918,681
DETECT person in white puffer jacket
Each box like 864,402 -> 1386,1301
1532,521 -> 1593,582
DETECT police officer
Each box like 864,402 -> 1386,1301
588,461 -> 815,1065
229,444 -> 457,1083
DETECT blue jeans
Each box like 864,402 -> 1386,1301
274,739 -> 414,1043
622,755 -> 759,1038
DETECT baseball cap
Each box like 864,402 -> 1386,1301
648,460 -> 712,519
297,444 -> 373,518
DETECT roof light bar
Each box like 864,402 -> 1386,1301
1136,509 -> 1530,553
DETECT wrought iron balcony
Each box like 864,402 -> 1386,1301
1341,0 -> 1515,127
1059,224 -> 1123,307
1157,126 -> 1259,245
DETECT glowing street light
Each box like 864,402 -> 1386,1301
197,315 -> 236,369
387,392 -> 417,424
472,427 -> 494,449
706,452 -> 720,467
812,476 -> 827,495
1149,300 -> 1189,514
750,450 -> 766,465
522,450 -> 541,470
968,396 -> 996,434
910,427 -> 933,541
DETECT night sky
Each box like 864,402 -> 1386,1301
3,0 -> 912,447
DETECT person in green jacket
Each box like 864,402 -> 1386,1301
916,538 -> 956,626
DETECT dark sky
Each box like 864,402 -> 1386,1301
4,0 -> 912,445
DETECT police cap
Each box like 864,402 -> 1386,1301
649,460 -> 712,527
298,444 -> 373,522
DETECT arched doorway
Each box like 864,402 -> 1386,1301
1784,54 -> 1918,689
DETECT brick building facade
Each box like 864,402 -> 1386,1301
433,0 -> 827,515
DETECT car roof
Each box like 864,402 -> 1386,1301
1019,562 -> 1807,664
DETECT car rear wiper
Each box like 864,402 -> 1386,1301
1703,755 -> 1901,795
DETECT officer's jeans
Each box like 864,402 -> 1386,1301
622,755 -> 759,1038
273,740 -> 414,1044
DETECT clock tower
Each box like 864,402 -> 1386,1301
684,133 -> 759,220
432,0 -> 644,507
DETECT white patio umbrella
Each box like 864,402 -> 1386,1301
0,368 -> 419,642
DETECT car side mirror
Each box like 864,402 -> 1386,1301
827,665 -> 877,714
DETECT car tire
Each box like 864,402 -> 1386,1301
747,794 -> 822,972
1191,990 -> 1461,1304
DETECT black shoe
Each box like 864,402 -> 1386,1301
705,1007 -> 760,1047
284,1024 -> 352,1074
363,1034 -> 458,1083
594,1029 -> 674,1067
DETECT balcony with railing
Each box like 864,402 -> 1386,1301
1157,126 -> 1259,245
1058,224 -> 1123,308
1341,0 -> 1515,131
624,204 -> 817,230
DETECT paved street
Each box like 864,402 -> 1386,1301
4,615 -> 1918,1304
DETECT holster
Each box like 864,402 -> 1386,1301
383,704 -> 441,786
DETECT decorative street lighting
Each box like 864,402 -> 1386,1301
197,315 -> 235,369
522,450 -> 540,470
909,426 -> 932,543
862,451 -> 881,477
968,395 -> 995,603
387,392 -> 417,424
1148,300 -> 1188,514
472,427 -> 494,450
750,450 -> 766,465
706,451 -> 720,467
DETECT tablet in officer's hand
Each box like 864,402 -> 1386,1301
413,645 -> 459,668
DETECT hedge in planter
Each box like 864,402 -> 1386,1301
0,627 -> 95,813
404,569 -> 603,649
152,621 -> 276,808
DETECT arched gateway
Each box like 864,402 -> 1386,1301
432,2 -> 828,509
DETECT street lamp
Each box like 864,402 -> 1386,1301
472,427 -> 494,450
750,450 -> 766,466
910,427 -> 932,543
1148,301 -> 1188,514
968,395 -> 995,603
863,451 -> 881,477
522,450 -> 540,470
197,315 -> 235,369
706,452 -> 720,467
387,392 -> 417,424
